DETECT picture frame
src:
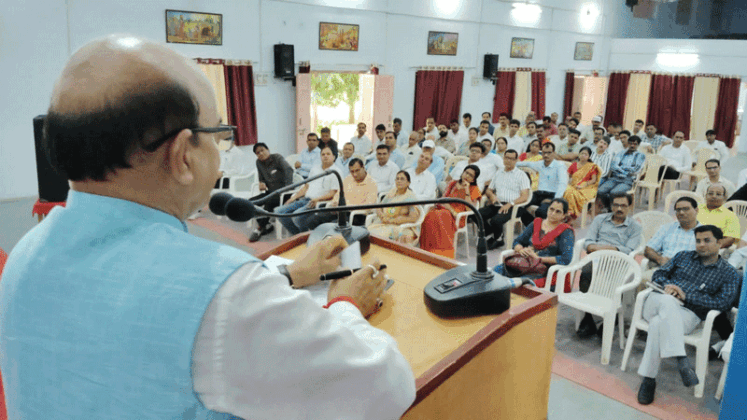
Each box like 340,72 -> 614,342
427,31 -> 458,56
510,37 -> 535,59
574,42 -> 594,61
319,22 -> 360,51
166,10 -> 222,45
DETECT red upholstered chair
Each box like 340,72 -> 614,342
0,247 -> 8,420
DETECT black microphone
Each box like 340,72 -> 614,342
213,192 -> 514,317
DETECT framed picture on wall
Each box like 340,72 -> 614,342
574,42 -> 594,61
319,22 -> 359,51
510,38 -> 534,59
427,31 -> 458,56
166,10 -> 222,45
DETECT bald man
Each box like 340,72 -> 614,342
0,35 -> 414,419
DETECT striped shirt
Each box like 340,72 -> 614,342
647,221 -> 701,258
591,150 -> 614,178
488,167 -> 531,203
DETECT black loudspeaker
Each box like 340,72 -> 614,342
33,115 -> 69,202
274,44 -> 294,79
483,54 -> 499,79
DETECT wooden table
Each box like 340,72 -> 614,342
258,234 -> 558,420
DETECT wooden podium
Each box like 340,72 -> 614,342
258,234 -> 558,420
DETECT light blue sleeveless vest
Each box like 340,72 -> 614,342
0,191 -> 256,419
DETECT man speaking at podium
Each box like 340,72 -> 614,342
0,35 -> 415,419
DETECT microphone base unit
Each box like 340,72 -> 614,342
424,266 -> 511,317
307,223 -> 371,255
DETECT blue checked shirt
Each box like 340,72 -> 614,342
652,251 -> 740,320
608,150 -> 645,181
641,134 -> 668,150
647,222 -> 701,258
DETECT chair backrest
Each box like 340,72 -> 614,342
692,148 -> 715,172
640,155 -> 667,185
725,200 -> 747,237
632,211 -> 674,247
444,156 -> 468,178
586,250 -> 642,300
664,190 -> 704,215
683,141 -> 700,155
285,153 -> 300,168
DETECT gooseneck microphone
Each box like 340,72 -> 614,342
210,190 -> 515,317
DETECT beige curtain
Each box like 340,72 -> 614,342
571,76 -> 585,120
198,63 -> 229,124
622,73 -> 652,131
690,77 -> 720,140
581,76 -> 608,125
513,71 -> 532,122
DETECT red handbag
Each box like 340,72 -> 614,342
503,254 -> 548,277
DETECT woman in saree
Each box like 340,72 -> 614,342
519,139 -> 542,190
419,165 -> 482,258
493,136 -> 508,157
367,170 -> 421,245
492,198 -> 575,292
563,146 -> 600,219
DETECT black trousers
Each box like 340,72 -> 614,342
520,191 -> 555,226
214,178 -> 230,189
713,273 -> 743,340
729,183 -> 747,201
477,204 -> 527,240
248,191 -> 281,230
658,166 -> 681,180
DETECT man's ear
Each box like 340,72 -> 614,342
167,129 -> 195,186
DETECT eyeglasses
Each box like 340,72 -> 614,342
611,203 -> 629,208
674,207 -> 692,213
705,166 -> 719,170
142,124 -> 236,152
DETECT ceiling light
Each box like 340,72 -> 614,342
655,53 -> 700,69
511,2 -> 542,26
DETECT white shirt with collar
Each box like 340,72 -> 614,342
694,140 -> 730,164
423,127 -> 439,141
477,133 -> 494,148
350,135 -> 372,155
505,135 -> 524,154
447,129 -> 469,149
399,144 -> 422,169
366,160 -> 399,193
658,144 -> 693,173
406,168 -> 437,200
548,134 -> 567,145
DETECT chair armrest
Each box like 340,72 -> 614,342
702,310 -> 722,337
455,210 -> 473,228
615,272 -> 643,299
364,213 -> 376,226
573,239 -> 586,262
629,245 -> 644,258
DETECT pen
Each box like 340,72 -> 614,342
320,264 -> 387,281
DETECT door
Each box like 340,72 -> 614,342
373,75 -> 394,130
295,74 -> 312,153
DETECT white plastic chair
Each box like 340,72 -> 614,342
554,250 -> 642,365
285,153 -> 301,170
630,211 -> 675,260
364,205 -> 426,243
454,200 -> 480,258
499,238 -> 585,291
621,288 -> 720,398
212,171 -> 258,198
444,156 -> 468,180
502,190 -> 533,249
725,200 -> 747,237
579,194 -> 597,228
634,155 -> 667,211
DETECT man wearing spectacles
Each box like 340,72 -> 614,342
694,159 -> 736,198
645,197 -> 701,270
0,36 -> 415,419
697,184 -> 740,249
516,142 -> 568,225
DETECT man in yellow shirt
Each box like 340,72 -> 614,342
697,184 -> 740,248
305,158 -> 379,227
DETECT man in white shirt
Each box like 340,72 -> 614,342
602,127 -> 623,155
462,113 -> 473,132
493,112 -> 511,140
407,152 -> 437,200
694,129 -> 730,164
350,122 -> 372,155
477,120 -> 494,148
505,119 -> 524,153
695,159 -> 736,198
658,131 -> 692,181
278,146 -> 341,235
591,137 -> 614,179
215,137 -> 251,189
478,149 -> 531,249
548,123 -> 569,145
632,119 -> 645,137
400,132 -> 422,168
479,139 -> 504,187
580,115 -> 604,144
573,111 -> 586,133
372,124 -> 387,151
605,122 -> 621,145
424,117 -> 439,141
447,119 -> 469,150
522,121 -> 538,150
366,145 -> 399,194
296,133 -> 321,178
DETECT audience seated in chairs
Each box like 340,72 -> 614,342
493,198 -> 576,291
368,170 -> 421,246
564,146 -> 601,221
406,152 -> 437,201
590,137 -> 613,179
275,146 -> 340,235
399,132 -> 422,168
441,142 -> 482,194
295,132 -> 321,178
516,142 -> 569,225
657,131 -> 692,181
697,184 -> 740,249
493,136 -> 508,158
634,225 -> 740,405
454,127 -> 477,156
302,158 -> 379,230
694,129 -> 730,164
420,165 -> 482,259
319,126 -> 338,158
214,128 -> 249,189
596,135 -> 645,211
694,159 -> 736,198
434,124 -> 456,154
366,144 -> 399,195
577,193 -> 642,338
248,142 -> 295,242
477,149 -> 530,250
556,128 -> 582,162
410,140 -> 445,184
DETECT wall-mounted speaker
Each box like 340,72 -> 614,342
483,54 -> 499,79
33,115 -> 70,202
274,44 -> 295,79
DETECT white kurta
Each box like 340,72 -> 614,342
407,168 -> 437,200
193,262 -> 416,420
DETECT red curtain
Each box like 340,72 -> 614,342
224,65 -> 258,146
646,74 -> 676,137
412,70 -> 464,130
671,75 -> 695,138
493,71 -> 516,121
531,71 -> 546,119
715,77 -> 741,148
604,72 -> 631,126
563,72 -> 575,119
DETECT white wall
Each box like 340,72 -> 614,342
0,0 -> 616,200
